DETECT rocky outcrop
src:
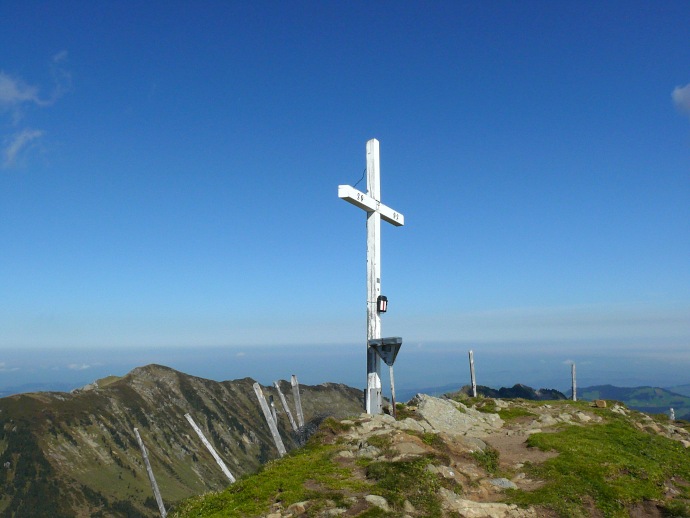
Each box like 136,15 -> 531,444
411,393 -> 504,436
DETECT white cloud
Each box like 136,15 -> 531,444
0,52 -> 70,169
0,362 -> 20,373
68,363 -> 92,371
672,83 -> 690,115
0,72 -> 45,109
236,352 -> 246,358
2,129 -> 44,168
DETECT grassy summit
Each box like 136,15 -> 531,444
173,397 -> 690,518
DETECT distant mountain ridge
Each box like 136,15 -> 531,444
451,383 -> 567,401
579,384 -> 690,420
0,364 -> 363,517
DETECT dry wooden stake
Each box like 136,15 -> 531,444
273,380 -> 298,433
269,394 -> 278,425
133,428 -> 167,518
184,413 -> 236,482
253,383 -> 287,457
571,363 -> 577,402
389,364 -> 397,418
291,375 -> 305,429
469,350 -> 477,398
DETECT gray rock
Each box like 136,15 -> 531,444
411,394 -> 503,437
575,412 -> 591,423
539,415 -> 558,427
403,500 -> 416,513
336,450 -> 354,458
357,445 -> 381,458
365,495 -> 390,511
287,501 -> 309,514
490,478 -> 518,490
439,487 -> 536,517
393,417 -> 426,432
457,436 -> 488,452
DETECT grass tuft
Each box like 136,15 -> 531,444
366,457 -> 443,517
508,420 -> 690,517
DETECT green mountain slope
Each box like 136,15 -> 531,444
0,364 -> 363,517
579,384 -> 690,420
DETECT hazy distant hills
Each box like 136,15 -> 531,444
667,384 -> 690,398
400,382 -> 690,421
452,383 -> 567,401
578,385 -> 690,420
0,364 -> 362,517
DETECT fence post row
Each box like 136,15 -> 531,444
274,380 -> 299,433
253,383 -> 287,457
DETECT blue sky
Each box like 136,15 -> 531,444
1,2 -> 689,388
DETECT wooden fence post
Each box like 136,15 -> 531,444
253,383 -> 287,457
469,350 -> 477,398
133,428 -> 167,518
291,375 -> 305,428
184,413 -> 236,482
571,363 -> 577,402
274,380 -> 298,433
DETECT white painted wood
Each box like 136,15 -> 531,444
252,384 -> 287,457
571,363 -> 577,402
133,428 -> 167,518
273,381 -> 299,433
469,350 -> 477,398
291,375 -> 305,428
338,139 -> 405,415
338,185 -> 404,226
184,413 -> 236,481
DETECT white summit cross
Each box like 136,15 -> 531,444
338,139 -> 405,414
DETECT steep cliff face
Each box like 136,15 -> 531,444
0,364 -> 363,517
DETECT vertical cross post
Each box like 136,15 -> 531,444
339,139 -> 405,415
366,140 -> 383,414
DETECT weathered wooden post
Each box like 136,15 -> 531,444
389,365 -> 397,418
273,380 -> 299,433
133,428 -> 167,518
269,394 -> 278,426
184,413 -> 236,482
469,350 -> 477,398
338,139 -> 405,414
253,383 -> 287,457
571,363 -> 577,402
291,375 -> 304,429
